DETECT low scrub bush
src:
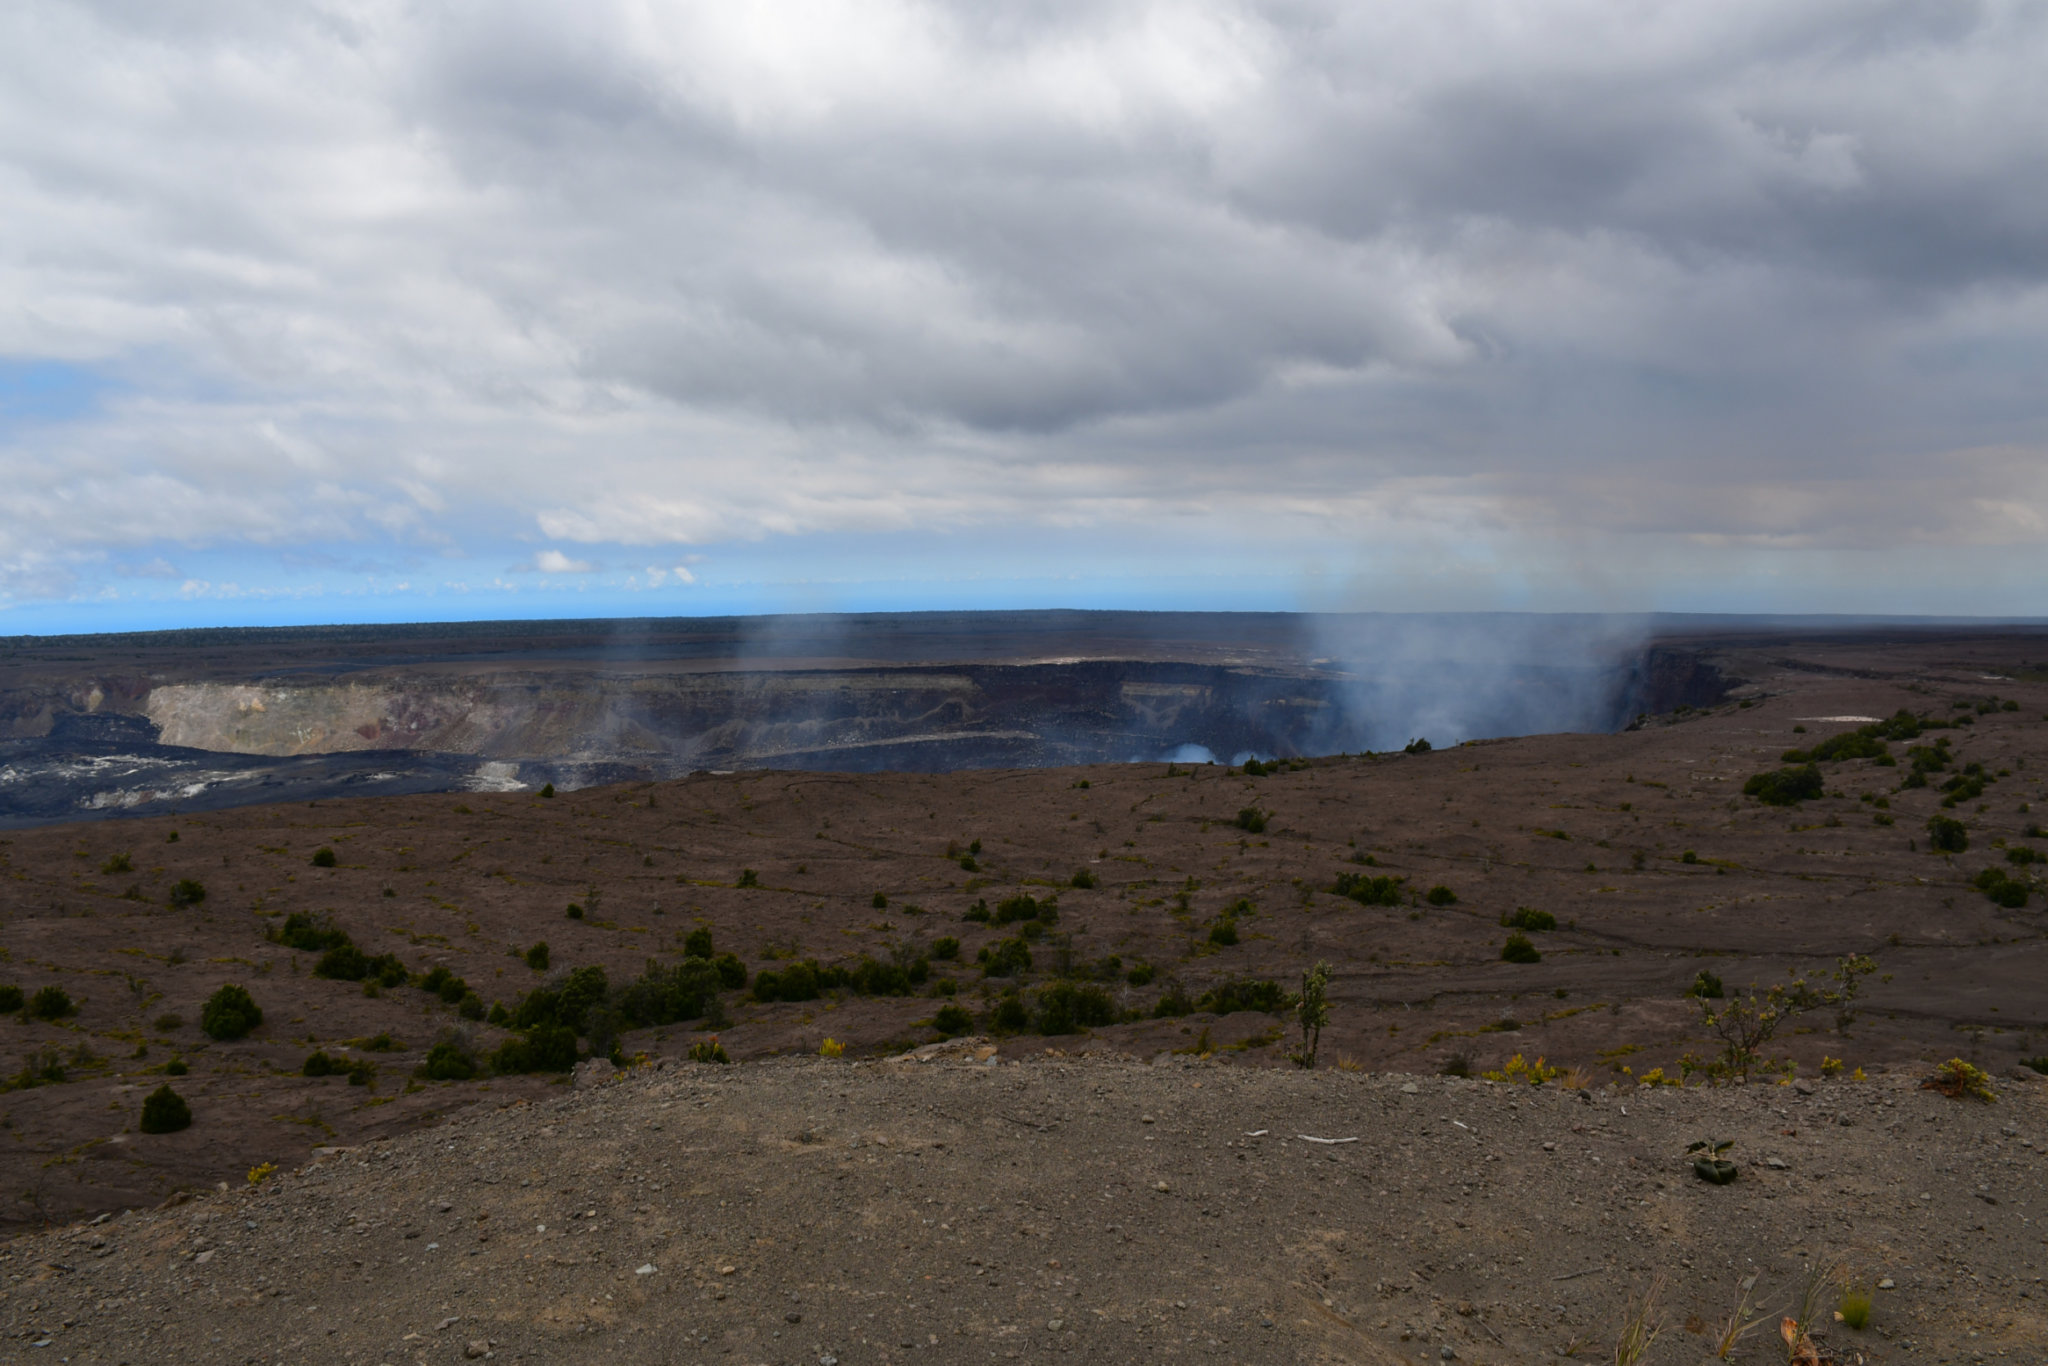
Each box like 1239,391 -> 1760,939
1207,916 -> 1239,947
1198,978 -> 1289,1015
976,938 -> 1034,978
688,1037 -> 731,1064
1686,969 -> 1725,999
1972,866 -> 2029,908
683,927 -> 714,958
1070,868 -> 1098,889
0,986 -> 22,1013
987,993 -> 1030,1034
314,943 -> 406,984
1501,933 -> 1541,964
1403,737 -> 1432,755
1235,807 -> 1268,834
1125,962 -> 1156,986
419,1040 -> 479,1081
525,941 -> 550,971
932,1003 -> 974,1036
302,1050 -> 342,1077
310,847 -> 337,868
1501,906 -> 1555,932
1926,815 -> 1969,853
1034,981 -> 1118,1035
200,984 -> 262,1040
930,936 -> 960,961
752,961 -> 823,1002
490,1023 -> 579,1074
1922,1056 -> 1996,1102
1152,984 -> 1194,1017
962,898 -> 991,923
612,957 -> 727,1026
1332,871 -> 1406,906
275,913 -> 350,952
139,1084 -> 192,1134
28,986 -> 74,1019
1741,763 -> 1824,805
1425,884 -> 1458,906
991,894 -> 1056,926
168,879 -> 206,908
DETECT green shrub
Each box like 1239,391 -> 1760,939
1152,984 -> 1194,1017
1125,962 -> 1156,987
1681,849 -> 1699,864
102,852 -> 134,874
2020,1056 -> 2048,1076
977,937 -> 1033,978
457,991 -> 486,1020
1501,907 -> 1555,932
419,1040 -> 479,1081
310,847 -> 337,868
736,869 -> 759,888
139,1085 -> 192,1134
683,928 -> 714,959
490,1023 -> 579,1074
872,891 -> 888,909
275,912 -> 350,952
312,944 -> 370,981
613,958 -> 726,1025
687,1038 -> 730,1064
302,1050 -> 341,1077
751,960 -> 820,1003
1425,884 -> 1457,906
932,1003 -> 974,1036
1403,737 -> 1432,754
565,903 -> 584,920
1242,758 -> 1270,776
1332,871 -> 1406,906
1742,764 -> 1824,805
962,898 -> 991,923
28,986 -> 74,1019
1070,868 -> 1098,889
2007,845 -> 2042,866
930,936 -> 961,961
987,994 -> 1030,1034
1926,815 -> 1969,853
520,940 -> 550,971
1035,981 -> 1118,1035
1501,934 -> 1541,964
168,879 -> 206,908
1235,807 -> 1268,834
1199,978 -> 1289,1015
957,854 -> 979,872
487,1002 -> 511,1025
362,1031 -> 400,1051
710,952 -> 747,989
1207,917 -> 1239,947
1972,867 -> 2029,908
0,986 -> 21,1013
200,983 -> 262,1039
992,894 -> 1054,926
163,1057 -> 187,1076
1686,969 -> 1725,999
1838,1288 -> 1872,1332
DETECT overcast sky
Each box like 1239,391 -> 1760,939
3,1 -> 2046,631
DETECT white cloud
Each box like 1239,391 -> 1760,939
527,549 -> 596,574
1,2 -> 2046,613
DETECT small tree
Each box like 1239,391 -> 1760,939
200,983 -> 262,1040
1291,960 -> 1331,1069
1692,954 -> 1875,1080
139,1084 -> 192,1134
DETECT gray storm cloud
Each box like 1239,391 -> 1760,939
0,1 -> 2045,610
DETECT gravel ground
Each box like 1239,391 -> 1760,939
3,1049 -> 2042,1365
